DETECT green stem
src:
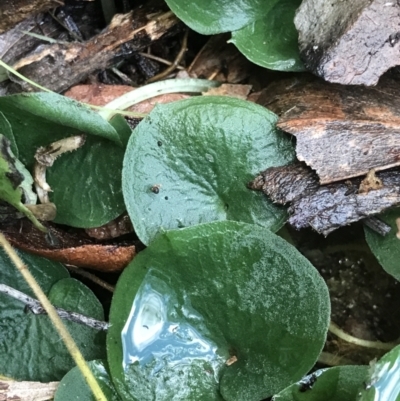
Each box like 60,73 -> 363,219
98,78 -> 221,120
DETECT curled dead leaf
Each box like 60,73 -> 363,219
3,220 -> 136,272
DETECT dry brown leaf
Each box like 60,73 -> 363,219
64,84 -> 190,113
203,83 -> 252,100
4,220 -> 136,272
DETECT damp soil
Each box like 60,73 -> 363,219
285,222 -> 400,365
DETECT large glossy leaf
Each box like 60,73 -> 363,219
230,0 -> 305,71
107,221 -> 330,401
359,344 -> 400,401
0,92 -> 125,227
0,250 -> 106,381
164,0 -> 277,35
364,210 -> 400,281
272,366 -> 368,400
122,96 -> 295,245
55,360 -> 121,401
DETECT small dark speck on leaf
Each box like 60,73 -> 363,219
150,185 -> 160,194
157,140 -> 162,146
165,196 -> 169,200
299,373 -> 317,392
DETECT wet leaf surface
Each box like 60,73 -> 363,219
107,221 -> 330,401
359,344 -> 400,401
123,96 -> 295,245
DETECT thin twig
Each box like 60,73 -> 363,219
0,234 -> 108,401
146,29 -> 189,83
0,283 -> 109,330
138,52 -> 184,69
66,264 -> 115,293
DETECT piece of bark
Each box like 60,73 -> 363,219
0,378 -> 58,401
259,76 -> 400,184
4,10 -> 178,94
3,219 -> 137,272
295,0 -> 400,85
250,163 -> 400,235
0,0 -> 62,34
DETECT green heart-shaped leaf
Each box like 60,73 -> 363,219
164,0 -> 277,34
364,210 -> 400,282
55,360 -> 121,401
0,92 -> 125,227
107,221 -> 330,401
230,0 -> 305,71
272,365 -> 368,400
122,96 -> 295,245
0,250 -> 106,381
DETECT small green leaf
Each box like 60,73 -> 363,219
230,0 -> 305,71
122,96 -> 295,245
359,344 -> 400,401
164,0 -> 278,35
55,360 -> 122,401
364,210 -> 400,281
47,136 -> 125,227
107,221 -> 330,401
273,366 -> 368,400
0,250 -> 106,381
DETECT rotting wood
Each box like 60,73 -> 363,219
295,0 -> 400,85
249,163 -> 399,236
258,76 -> 400,184
0,0 -> 62,34
4,10 -> 178,93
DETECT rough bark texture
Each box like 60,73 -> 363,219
0,0 -> 62,34
258,76 -> 400,184
3,11 -> 178,94
250,163 -> 400,235
295,0 -> 400,85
